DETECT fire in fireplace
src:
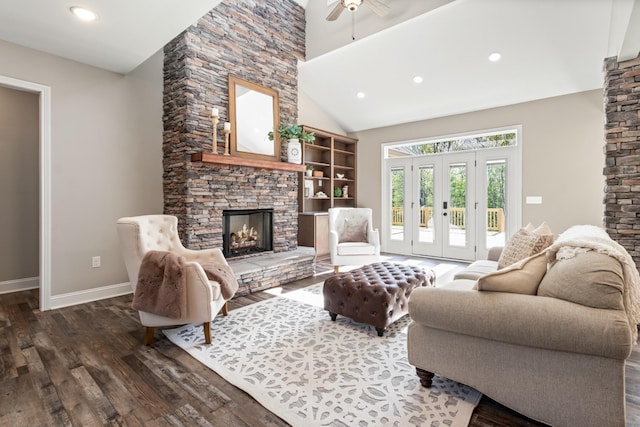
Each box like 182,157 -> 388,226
223,209 -> 273,258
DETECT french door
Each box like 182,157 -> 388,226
384,148 -> 520,261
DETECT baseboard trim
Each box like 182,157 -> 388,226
50,282 -> 132,310
0,277 -> 39,294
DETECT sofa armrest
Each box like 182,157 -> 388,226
487,246 -> 503,261
408,287 -> 632,359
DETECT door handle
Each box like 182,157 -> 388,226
443,212 -> 448,216
443,201 -> 448,209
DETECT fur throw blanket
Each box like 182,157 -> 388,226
132,251 -> 240,319
133,251 -> 187,319
546,225 -> 640,344
200,262 -> 239,300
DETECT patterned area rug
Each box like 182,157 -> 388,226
164,284 -> 481,427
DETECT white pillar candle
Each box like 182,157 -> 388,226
224,122 -> 231,131
212,107 -> 219,116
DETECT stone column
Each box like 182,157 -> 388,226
604,54 -> 640,264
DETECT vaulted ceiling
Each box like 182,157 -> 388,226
1,0 -> 638,132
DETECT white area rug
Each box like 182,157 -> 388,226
164,284 -> 481,427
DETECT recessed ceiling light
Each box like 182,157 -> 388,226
413,76 -> 424,84
356,92 -> 366,99
70,6 -> 98,22
488,52 -> 502,62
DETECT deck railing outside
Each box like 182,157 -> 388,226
391,207 -> 504,232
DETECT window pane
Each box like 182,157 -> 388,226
449,163 -> 466,247
418,166 -> 434,243
390,168 -> 404,241
486,160 -> 506,248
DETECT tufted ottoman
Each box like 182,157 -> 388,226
323,262 -> 435,336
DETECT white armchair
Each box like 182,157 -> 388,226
328,208 -> 380,273
117,215 -> 231,345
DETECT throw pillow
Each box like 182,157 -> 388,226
477,251 -> 548,295
498,227 -> 554,269
537,251 -> 625,310
339,218 -> 368,243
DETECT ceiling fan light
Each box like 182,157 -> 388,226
345,0 -> 362,12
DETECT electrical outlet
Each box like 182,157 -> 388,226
92,256 -> 101,268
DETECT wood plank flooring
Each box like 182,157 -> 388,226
1,254 -> 639,426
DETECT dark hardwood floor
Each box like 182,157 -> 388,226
1,256 -> 639,426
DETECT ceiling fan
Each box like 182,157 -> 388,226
326,0 -> 391,21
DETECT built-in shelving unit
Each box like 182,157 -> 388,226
298,126 -> 357,213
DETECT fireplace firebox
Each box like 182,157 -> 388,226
223,209 -> 274,258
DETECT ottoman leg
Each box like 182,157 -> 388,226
329,312 -> 337,321
376,327 -> 385,337
416,368 -> 434,388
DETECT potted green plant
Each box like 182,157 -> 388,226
268,124 -> 315,164
268,124 -> 315,143
305,164 -> 314,177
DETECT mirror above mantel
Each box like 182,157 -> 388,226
228,75 -> 281,162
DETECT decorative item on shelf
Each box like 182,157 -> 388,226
223,122 -> 231,156
315,191 -> 328,198
268,124 -> 315,164
306,165 -> 314,177
333,186 -> 343,198
211,107 -> 219,153
304,180 -> 314,197
312,170 -> 324,177
336,173 -> 345,180
343,185 -> 349,198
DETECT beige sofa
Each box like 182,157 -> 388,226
407,225 -> 638,427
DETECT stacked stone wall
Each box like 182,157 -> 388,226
604,55 -> 640,263
163,0 -> 305,251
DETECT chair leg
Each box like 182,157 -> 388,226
143,327 -> 155,346
221,302 -> 229,316
203,322 -> 211,344
334,265 -> 340,273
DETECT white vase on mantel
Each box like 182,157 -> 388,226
287,138 -> 302,164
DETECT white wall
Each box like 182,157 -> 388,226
0,40 -> 164,297
353,89 -> 605,238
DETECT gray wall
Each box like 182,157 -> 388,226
352,89 -> 605,238
0,86 -> 39,282
0,40 -> 164,296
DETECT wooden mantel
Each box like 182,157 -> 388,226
191,152 -> 306,172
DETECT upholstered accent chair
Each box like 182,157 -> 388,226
117,215 -> 231,345
328,208 -> 380,273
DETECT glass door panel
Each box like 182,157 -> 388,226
442,153 -> 476,260
418,165 -> 434,244
448,163 -> 467,248
390,167 -> 405,242
486,160 -> 506,249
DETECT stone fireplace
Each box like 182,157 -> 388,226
223,208 -> 273,258
162,0 -> 305,252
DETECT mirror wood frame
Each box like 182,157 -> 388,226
228,75 -> 280,162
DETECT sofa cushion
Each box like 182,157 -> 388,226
498,227 -> 553,269
440,279 -> 476,291
477,251 -> 548,295
537,251 -> 625,310
453,260 -> 499,280
337,242 -> 377,256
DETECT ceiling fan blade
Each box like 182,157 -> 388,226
326,2 -> 345,21
364,0 -> 390,17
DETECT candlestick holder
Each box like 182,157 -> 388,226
211,114 -> 219,153
223,129 -> 231,156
